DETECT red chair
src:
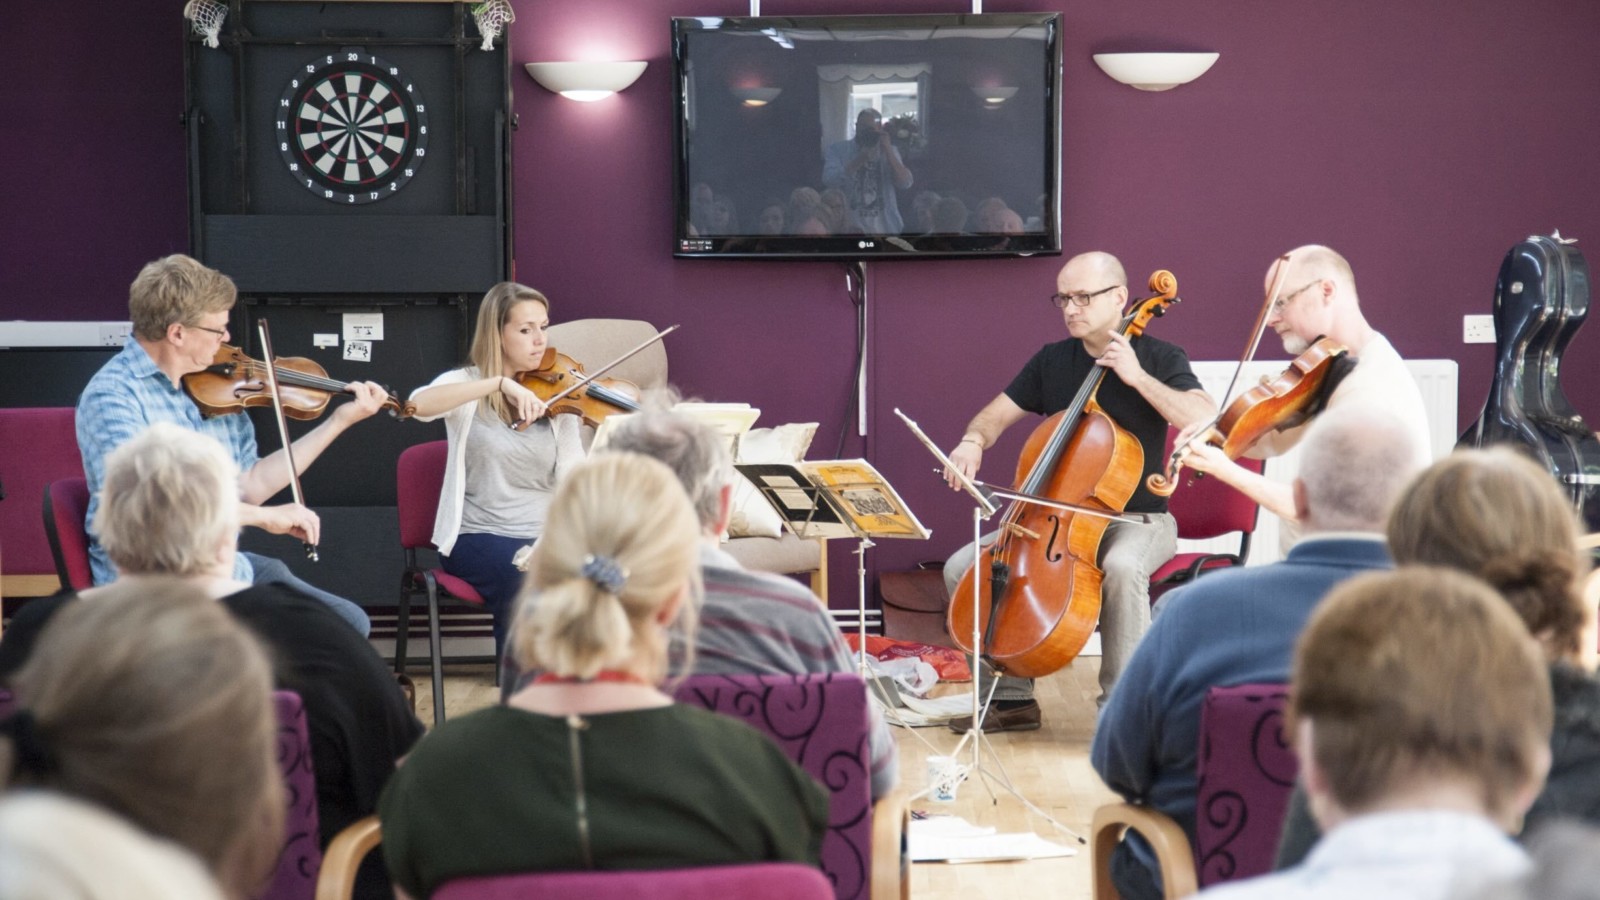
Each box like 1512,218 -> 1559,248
1090,683 -> 1297,898
43,477 -> 94,592
396,440 -> 487,726
1148,431 -> 1266,606
0,407 -> 82,597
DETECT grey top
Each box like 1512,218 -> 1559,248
459,407 -> 562,538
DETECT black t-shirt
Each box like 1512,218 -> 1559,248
1004,335 -> 1203,513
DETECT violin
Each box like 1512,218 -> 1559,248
182,344 -> 414,420
948,271 -> 1181,678
513,349 -> 640,429
1147,337 -> 1352,496
507,324 -> 678,430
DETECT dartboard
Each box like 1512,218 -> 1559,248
274,51 -> 429,204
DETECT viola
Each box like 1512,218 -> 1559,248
513,349 -> 641,429
1147,337 -> 1352,496
182,344 -> 413,420
947,270 -> 1181,678
508,324 -> 679,430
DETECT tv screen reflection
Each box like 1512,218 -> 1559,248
673,14 -> 1063,259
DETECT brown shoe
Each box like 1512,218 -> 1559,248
395,673 -> 417,715
946,700 -> 1042,733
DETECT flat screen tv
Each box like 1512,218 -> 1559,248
672,13 -> 1063,260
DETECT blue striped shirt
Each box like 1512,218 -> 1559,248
75,339 -> 258,584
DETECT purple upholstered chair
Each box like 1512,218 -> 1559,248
0,407 -> 82,598
1090,683 -> 1296,899
433,863 -> 834,900
396,440 -> 488,726
313,673 -> 907,900
43,477 -> 94,592
672,672 -> 906,900
256,690 -> 322,900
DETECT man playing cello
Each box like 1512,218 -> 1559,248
942,251 -> 1216,726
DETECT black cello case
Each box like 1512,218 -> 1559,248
1460,232 -> 1600,531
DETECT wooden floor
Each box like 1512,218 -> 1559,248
413,656 -> 1117,900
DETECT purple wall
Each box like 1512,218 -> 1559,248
6,0 -> 1600,599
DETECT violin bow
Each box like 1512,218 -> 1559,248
256,319 -> 319,562
1152,254 -> 1296,494
1178,255 -> 1294,451
540,324 -> 680,406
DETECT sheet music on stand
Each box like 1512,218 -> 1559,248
734,459 -> 931,541
592,402 -> 761,455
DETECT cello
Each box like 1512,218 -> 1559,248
947,271 -> 1180,679
1460,232 -> 1600,530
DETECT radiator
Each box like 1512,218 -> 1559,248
1177,359 -> 1458,566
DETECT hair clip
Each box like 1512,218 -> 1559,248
581,554 -> 628,594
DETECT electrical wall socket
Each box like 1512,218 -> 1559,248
1463,314 -> 1496,344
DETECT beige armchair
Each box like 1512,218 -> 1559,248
545,318 -> 827,600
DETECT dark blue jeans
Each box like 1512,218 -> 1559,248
440,532 -> 531,655
243,551 -> 371,637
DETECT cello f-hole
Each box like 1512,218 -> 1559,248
1044,514 -> 1064,563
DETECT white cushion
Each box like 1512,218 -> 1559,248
726,423 -> 819,539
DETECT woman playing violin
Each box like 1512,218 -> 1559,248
75,254 -> 384,635
1175,246 -> 1431,533
406,282 -> 586,652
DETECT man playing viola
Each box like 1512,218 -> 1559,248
1176,245 -> 1431,530
75,254 -> 388,634
942,251 -> 1216,726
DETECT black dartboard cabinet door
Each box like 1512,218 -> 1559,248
185,0 -> 512,295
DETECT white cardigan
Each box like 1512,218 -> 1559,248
409,367 -> 586,555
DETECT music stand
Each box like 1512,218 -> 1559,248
895,408 -> 1145,840
733,458 -> 929,706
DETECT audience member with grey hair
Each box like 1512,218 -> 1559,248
0,422 -> 422,900
1090,405 -> 1425,900
1276,446 -> 1600,870
503,405 -> 900,797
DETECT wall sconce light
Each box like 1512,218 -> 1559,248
1092,52 -> 1218,92
972,85 -> 1017,108
732,87 -> 782,107
523,60 -> 648,102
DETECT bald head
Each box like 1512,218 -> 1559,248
1062,251 -> 1127,289
1271,245 -> 1357,303
1296,404 -> 1424,534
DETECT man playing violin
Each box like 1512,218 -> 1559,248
76,254 -> 388,635
1176,245 -> 1431,530
942,251 -> 1216,725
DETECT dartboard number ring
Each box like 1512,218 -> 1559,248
275,51 -> 429,204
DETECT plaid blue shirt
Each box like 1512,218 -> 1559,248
76,339 -> 258,585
